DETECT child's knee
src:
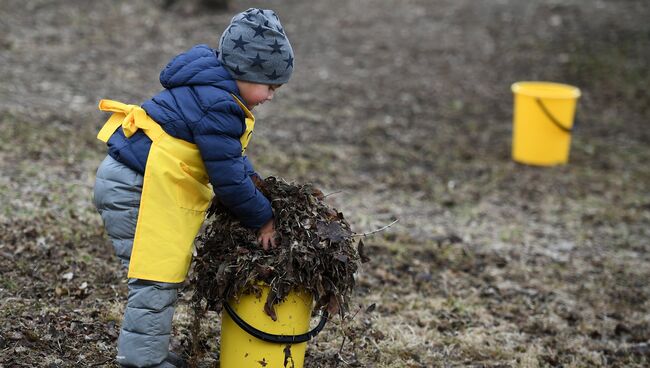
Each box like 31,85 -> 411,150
127,280 -> 181,311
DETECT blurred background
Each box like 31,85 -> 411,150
0,0 -> 648,366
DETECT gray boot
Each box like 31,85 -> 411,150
165,352 -> 188,368
119,352 -> 187,368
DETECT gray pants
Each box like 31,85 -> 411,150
94,155 -> 182,368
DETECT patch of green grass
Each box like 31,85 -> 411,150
1,278 -> 18,292
499,225 -> 524,244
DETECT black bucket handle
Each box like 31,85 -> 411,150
535,97 -> 573,133
223,302 -> 328,344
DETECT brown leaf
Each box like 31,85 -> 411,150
283,345 -> 293,367
325,209 -> 338,221
264,288 -> 278,321
311,187 -> 325,200
255,264 -> 275,279
334,253 -> 348,263
263,302 -> 277,321
365,303 -> 376,314
23,330 -> 39,342
357,239 -> 370,263
327,293 -> 340,316
316,221 -> 351,242
251,175 -> 265,191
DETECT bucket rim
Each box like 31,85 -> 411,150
511,81 -> 581,99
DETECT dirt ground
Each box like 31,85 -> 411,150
1,0 -> 649,367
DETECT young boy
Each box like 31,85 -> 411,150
93,8 -> 293,367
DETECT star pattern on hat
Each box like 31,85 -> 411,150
265,70 -> 280,80
243,12 -> 255,21
251,24 -> 267,38
231,35 -> 249,51
283,55 -> 294,70
267,39 -> 283,54
248,53 -> 268,69
276,25 -> 284,34
232,65 -> 247,76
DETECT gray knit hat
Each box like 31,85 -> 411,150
218,8 -> 294,84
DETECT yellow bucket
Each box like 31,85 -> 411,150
511,81 -> 581,166
220,286 -> 327,368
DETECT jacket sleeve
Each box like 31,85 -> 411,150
192,99 -> 272,229
242,155 -> 259,179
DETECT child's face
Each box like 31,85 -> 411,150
236,80 -> 282,110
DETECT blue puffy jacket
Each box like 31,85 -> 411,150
105,44 -> 272,229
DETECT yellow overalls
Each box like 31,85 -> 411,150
97,97 -> 255,283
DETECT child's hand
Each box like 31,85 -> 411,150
257,218 -> 276,251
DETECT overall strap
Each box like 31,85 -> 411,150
229,94 -> 255,154
97,99 -> 166,143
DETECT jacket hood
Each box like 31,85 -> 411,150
159,44 -> 239,94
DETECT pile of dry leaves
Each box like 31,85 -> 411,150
191,177 -> 367,320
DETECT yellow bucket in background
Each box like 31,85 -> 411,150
220,286 -> 325,368
511,82 -> 581,166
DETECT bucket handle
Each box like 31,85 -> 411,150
223,302 -> 328,344
535,98 -> 573,133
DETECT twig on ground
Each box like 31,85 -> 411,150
336,352 -> 351,366
338,335 -> 347,355
323,190 -> 344,198
334,304 -> 364,367
352,219 -> 399,237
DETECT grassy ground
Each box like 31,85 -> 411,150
1,0 -> 649,367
